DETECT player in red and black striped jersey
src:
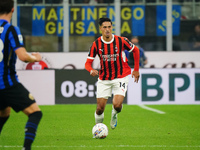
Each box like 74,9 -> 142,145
85,18 -> 140,129
86,34 -> 139,80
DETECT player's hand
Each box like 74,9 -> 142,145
90,69 -> 99,77
31,52 -> 42,62
131,71 -> 140,83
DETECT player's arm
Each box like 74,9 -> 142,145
85,41 -> 98,77
15,47 -> 41,63
131,46 -> 140,83
124,37 -> 140,82
10,26 -> 41,63
85,58 -> 98,77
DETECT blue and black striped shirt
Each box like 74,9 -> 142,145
0,20 -> 24,90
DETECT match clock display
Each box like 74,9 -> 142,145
55,70 -> 98,104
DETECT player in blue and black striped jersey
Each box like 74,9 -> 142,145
0,0 -> 42,150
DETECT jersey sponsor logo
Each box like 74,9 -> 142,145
101,54 -> 119,62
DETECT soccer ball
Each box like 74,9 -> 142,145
92,123 -> 108,139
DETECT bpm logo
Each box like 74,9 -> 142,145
22,55 -> 52,70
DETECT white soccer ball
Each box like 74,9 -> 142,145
92,123 -> 108,139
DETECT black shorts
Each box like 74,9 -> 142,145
0,83 -> 36,112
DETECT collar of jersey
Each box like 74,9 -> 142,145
101,34 -> 114,44
0,19 -> 9,23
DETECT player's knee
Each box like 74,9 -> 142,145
96,104 -> 105,115
96,108 -> 104,115
36,111 -> 42,120
35,111 -> 42,120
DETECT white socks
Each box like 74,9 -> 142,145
95,112 -> 104,124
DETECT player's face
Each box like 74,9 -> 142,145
100,22 -> 112,39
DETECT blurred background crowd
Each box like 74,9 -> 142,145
16,0 -> 200,52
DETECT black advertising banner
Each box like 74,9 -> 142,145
55,70 -> 127,104
55,70 -> 97,104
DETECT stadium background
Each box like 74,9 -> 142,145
15,0 -> 200,52
1,1 -> 200,149
13,1 -> 200,105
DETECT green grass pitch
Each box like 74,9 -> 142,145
0,104 -> 200,150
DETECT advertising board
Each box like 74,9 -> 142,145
16,52 -> 200,70
17,69 -> 200,105
128,69 -> 200,104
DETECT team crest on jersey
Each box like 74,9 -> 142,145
0,27 -> 4,33
99,48 -> 104,52
115,45 -> 118,52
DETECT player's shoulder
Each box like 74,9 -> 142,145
3,23 -> 20,34
116,35 -> 129,41
114,35 -> 124,39
0,20 -> 10,30
10,25 -> 21,33
94,36 -> 100,42
89,37 -> 100,49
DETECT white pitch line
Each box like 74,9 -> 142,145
0,145 -> 200,148
138,104 -> 166,114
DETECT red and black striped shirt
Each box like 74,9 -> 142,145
86,34 -> 139,80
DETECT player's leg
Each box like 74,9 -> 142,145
112,95 -> 124,113
22,103 -> 42,150
0,107 -> 11,134
95,79 -> 111,124
110,95 -> 124,129
110,76 -> 129,129
95,98 -> 108,123
113,95 -> 124,113
7,83 -> 42,150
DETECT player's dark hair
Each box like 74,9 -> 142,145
99,18 -> 112,26
0,0 -> 14,15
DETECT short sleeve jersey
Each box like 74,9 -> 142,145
87,34 -> 135,80
0,20 -> 24,90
